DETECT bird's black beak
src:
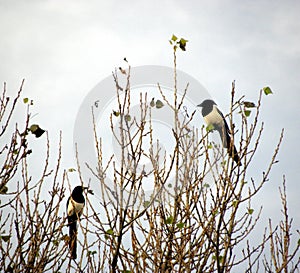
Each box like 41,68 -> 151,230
82,186 -> 88,191
197,103 -> 203,107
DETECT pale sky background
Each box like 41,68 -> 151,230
1,0 -> 300,266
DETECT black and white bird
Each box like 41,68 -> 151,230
197,99 -> 241,165
66,186 -> 87,259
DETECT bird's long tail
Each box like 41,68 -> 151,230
219,129 -> 241,166
226,133 -> 241,165
68,219 -> 77,259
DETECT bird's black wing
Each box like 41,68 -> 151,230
216,108 -> 241,165
214,107 -> 231,149
67,197 -> 78,260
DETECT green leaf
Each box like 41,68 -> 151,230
298,238 -> 300,246
232,200 -> 238,207
176,222 -> 184,229
221,160 -> 226,166
29,124 -> 45,138
0,185 -> 8,194
106,229 -> 114,235
178,38 -> 188,51
212,255 -> 223,263
113,110 -> 120,117
244,110 -> 251,117
166,216 -> 174,225
167,183 -> 172,188
171,34 -> 178,42
206,124 -> 215,132
105,229 -> 114,239
125,114 -> 131,122
207,143 -> 213,149
212,209 -> 218,216
156,100 -> 164,109
150,97 -> 155,107
87,250 -> 97,256
143,201 -> 150,207
61,234 -> 69,242
122,270 -> 132,273
23,98 -> 29,104
243,101 -> 256,108
203,183 -> 210,188
263,86 -> 273,95
68,168 -> 76,172
248,208 -> 254,215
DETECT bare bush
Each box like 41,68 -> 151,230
0,38 -> 299,273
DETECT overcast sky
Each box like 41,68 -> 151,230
1,0 -> 300,258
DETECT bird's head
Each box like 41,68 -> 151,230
72,185 -> 88,195
197,99 -> 216,108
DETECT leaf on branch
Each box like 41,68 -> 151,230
232,200 -> 238,207
171,34 -> 178,42
263,86 -> 273,95
165,216 -> 174,225
248,208 -> 254,215
206,124 -> 215,132
61,234 -> 69,242
0,185 -> 8,194
150,97 -> 155,107
113,110 -> 120,117
178,38 -> 188,51
105,229 -> 114,237
87,250 -> 97,256
143,201 -> 150,208
29,124 -> 45,138
156,100 -> 164,109
125,114 -> 131,122
243,101 -> 256,108
23,97 -> 29,104
212,255 -> 223,263
221,160 -> 226,166
68,168 -> 76,172
244,110 -> 251,117
212,209 -> 218,216
176,222 -> 185,229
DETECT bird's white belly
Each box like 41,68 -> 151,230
204,108 -> 223,126
67,199 -> 84,216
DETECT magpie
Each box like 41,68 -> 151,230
197,99 -> 241,165
67,185 -> 87,259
